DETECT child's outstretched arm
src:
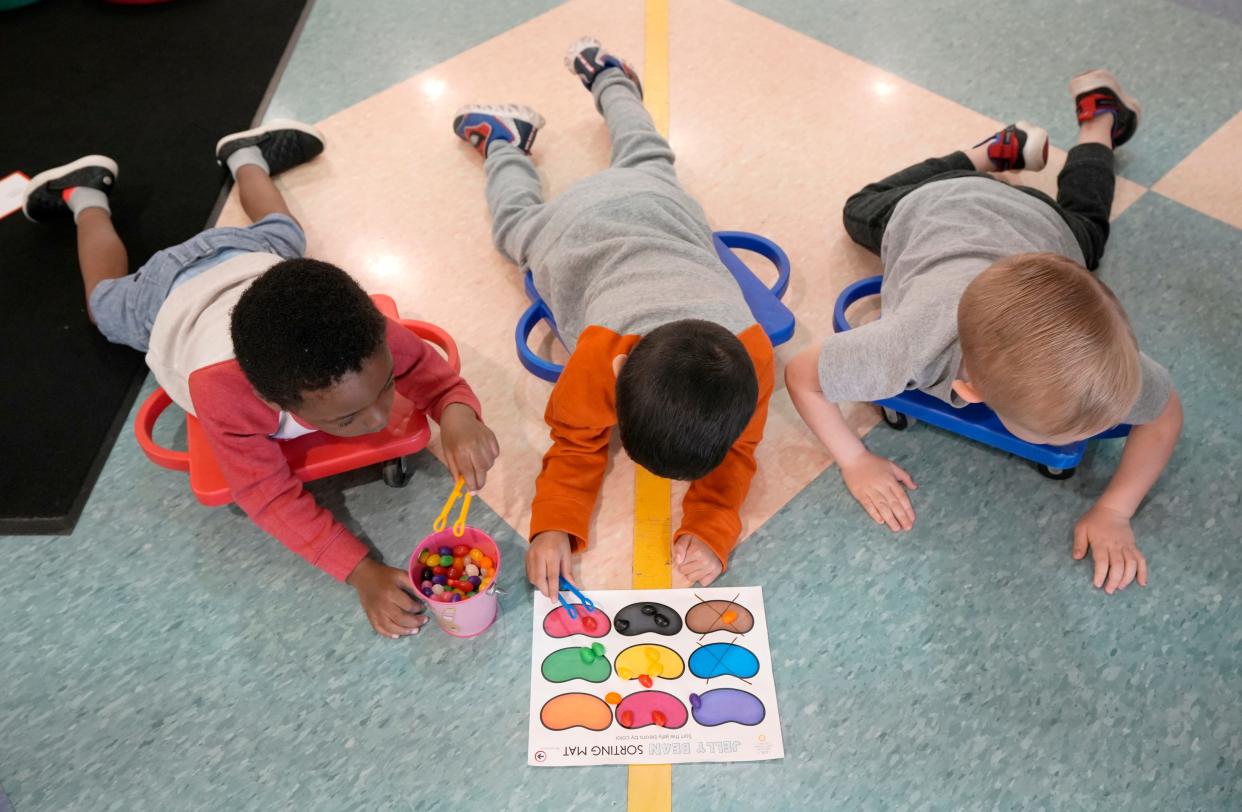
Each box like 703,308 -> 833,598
1073,389 -> 1182,594
785,346 -> 916,531
676,336 -> 775,586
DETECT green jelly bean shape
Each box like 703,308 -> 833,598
542,646 -> 611,683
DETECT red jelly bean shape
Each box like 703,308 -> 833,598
432,566 -> 448,576
652,710 -> 667,727
582,616 -> 598,632
620,710 -> 634,728
639,674 -> 653,688
449,567 -> 463,580
453,544 -> 469,557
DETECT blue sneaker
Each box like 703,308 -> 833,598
452,104 -> 544,157
565,36 -> 643,97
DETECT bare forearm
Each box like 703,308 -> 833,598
785,347 -> 867,464
1098,390 -> 1182,517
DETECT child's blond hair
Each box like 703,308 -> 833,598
958,252 -> 1140,437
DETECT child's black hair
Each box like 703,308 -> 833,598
616,319 -> 758,481
230,258 -> 386,409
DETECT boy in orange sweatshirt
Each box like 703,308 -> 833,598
453,38 -> 774,595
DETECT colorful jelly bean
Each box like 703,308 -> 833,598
453,544 -> 469,557
437,554 -> 451,567
421,587 -> 432,597
468,549 -> 483,562
468,575 -> 481,587
431,584 -> 445,595
480,556 -> 494,569
605,692 -> 622,705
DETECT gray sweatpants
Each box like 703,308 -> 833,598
481,71 -> 751,348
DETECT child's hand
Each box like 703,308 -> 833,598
840,451 -> 917,531
527,530 -> 574,600
439,403 -> 500,492
1073,504 -> 1147,594
673,534 -> 723,586
346,558 -> 429,639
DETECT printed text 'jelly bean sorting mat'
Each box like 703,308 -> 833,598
527,586 -> 783,766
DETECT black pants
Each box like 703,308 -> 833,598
842,143 -> 1115,270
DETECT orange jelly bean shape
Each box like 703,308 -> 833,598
480,556 -> 494,569
605,692 -> 622,705
720,610 -> 738,625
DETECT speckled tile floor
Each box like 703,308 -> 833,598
2,1 -> 1239,809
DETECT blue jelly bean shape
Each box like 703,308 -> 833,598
688,643 -> 760,680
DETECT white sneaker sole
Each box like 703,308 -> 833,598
1015,120 -> 1049,172
564,35 -> 603,74
22,154 -> 118,220
214,119 -> 325,163
1069,68 -> 1142,128
453,104 -> 546,130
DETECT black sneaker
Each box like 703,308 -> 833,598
215,119 -> 325,174
1070,69 -> 1141,148
565,36 -> 643,97
22,155 -> 117,223
452,104 -> 545,156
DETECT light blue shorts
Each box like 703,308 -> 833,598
90,213 -> 306,352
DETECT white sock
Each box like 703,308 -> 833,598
66,187 -> 110,223
225,145 -> 270,179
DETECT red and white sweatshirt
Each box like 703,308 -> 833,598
145,253 -> 481,581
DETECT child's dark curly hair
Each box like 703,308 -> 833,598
230,258 -> 386,409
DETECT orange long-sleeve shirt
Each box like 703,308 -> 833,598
529,324 -> 774,570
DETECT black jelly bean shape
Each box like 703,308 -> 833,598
615,618 -> 630,632
641,604 -> 656,615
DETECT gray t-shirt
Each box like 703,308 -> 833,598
819,177 -> 1171,424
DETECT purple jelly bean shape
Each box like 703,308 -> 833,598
688,688 -> 765,727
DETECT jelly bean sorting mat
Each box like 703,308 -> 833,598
527,586 -> 783,767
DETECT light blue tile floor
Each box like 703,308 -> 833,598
265,0 -> 562,124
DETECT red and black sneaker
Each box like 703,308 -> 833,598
973,121 -> 1049,172
564,36 -> 643,97
1070,69 -> 1141,148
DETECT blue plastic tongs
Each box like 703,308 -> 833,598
556,576 -> 596,619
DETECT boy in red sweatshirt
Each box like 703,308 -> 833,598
24,121 -> 499,638
454,39 -> 774,595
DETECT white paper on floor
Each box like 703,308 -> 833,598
527,586 -> 783,767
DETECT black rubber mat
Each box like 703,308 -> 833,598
0,0 -> 314,533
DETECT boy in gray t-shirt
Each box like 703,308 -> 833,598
787,70 -> 1182,595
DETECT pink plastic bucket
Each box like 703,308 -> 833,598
409,526 -> 500,638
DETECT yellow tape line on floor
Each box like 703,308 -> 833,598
629,6 -> 673,812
